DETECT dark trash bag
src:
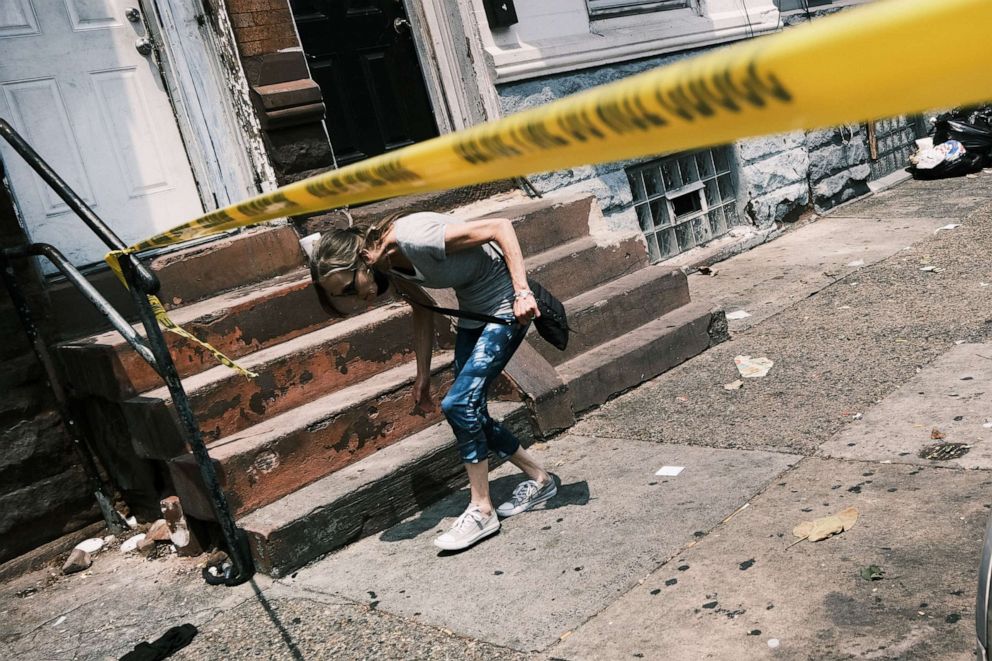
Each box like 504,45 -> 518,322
932,106 -> 992,159
910,151 -> 985,180
934,120 -> 992,156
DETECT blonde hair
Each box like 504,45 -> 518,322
309,211 -> 409,315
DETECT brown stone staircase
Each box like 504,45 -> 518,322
56,194 -> 726,577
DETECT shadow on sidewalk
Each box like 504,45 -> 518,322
379,474 -> 591,543
250,579 -> 304,661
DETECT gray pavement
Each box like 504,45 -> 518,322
3,173 -> 992,660
552,458 -> 984,660
291,438 -> 797,651
820,343 -> 992,469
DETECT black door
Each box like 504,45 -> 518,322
291,0 -> 440,167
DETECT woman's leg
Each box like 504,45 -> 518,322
506,447 -> 551,485
433,324 -> 513,550
467,328 -> 551,486
442,321 -> 528,512
464,461 -> 493,514
446,325 -> 493,514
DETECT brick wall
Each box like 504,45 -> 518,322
0,165 -> 98,565
226,0 -> 299,57
218,0 -> 335,181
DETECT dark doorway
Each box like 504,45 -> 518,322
290,0 -> 440,167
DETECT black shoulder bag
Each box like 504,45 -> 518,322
398,278 -> 570,351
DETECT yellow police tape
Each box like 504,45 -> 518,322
106,0 -> 992,375
103,257 -> 258,378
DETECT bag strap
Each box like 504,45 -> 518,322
396,292 -> 513,326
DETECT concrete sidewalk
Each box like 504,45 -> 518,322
3,174 -> 992,660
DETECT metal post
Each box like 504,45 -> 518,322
2,117 -> 251,585
0,250 -> 127,534
119,256 -> 254,586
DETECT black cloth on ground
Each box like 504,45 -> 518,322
120,623 -> 198,661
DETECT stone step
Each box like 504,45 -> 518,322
501,194 -> 595,257
240,401 -> 531,577
50,225 -> 306,340
168,353 -> 458,521
532,266 -> 692,366
121,302 -> 424,459
558,302 -> 728,414
58,269 -> 346,400
525,235 -> 647,302
117,230 -> 633,455
57,196 -> 596,401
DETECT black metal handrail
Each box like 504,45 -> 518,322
1,118 -> 253,585
1,245 -> 128,536
4,243 -> 157,366
0,119 -> 160,296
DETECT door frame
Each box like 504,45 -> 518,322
0,0 -> 275,275
141,0 -> 277,213
403,0 -> 503,132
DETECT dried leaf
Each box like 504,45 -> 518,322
807,515 -> 845,541
792,506 -> 860,543
792,521 -> 813,538
836,506 -> 859,531
931,428 -> 945,440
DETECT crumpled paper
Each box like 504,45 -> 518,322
735,355 -> 774,378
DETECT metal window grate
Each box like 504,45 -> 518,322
627,147 -> 740,262
868,115 -> 927,180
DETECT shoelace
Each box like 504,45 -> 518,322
511,481 -> 540,505
452,507 -> 485,532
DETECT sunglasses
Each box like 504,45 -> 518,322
322,260 -> 369,298
338,270 -> 359,297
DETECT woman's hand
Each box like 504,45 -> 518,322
412,373 -> 434,413
513,291 -> 541,325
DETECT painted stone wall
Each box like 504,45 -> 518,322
806,124 -> 871,210
0,167 -> 98,565
734,132 -> 810,225
497,49 -> 697,235
495,6 -> 877,244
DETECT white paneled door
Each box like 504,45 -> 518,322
0,0 -> 203,268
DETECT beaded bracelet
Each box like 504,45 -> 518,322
513,289 -> 534,300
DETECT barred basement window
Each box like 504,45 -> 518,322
627,147 -> 741,262
587,0 -> 689,19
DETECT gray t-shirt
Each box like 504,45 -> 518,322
392,212 -> 514,328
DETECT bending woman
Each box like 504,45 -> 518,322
311,211 -> 557,551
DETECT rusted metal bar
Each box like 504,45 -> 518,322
1,118 -> 253,585
119,257 -> 254,586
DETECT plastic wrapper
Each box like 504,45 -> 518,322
932,105 -> 992,158
909,151 -> 984,180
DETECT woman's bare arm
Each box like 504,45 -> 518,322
443,217 -> 527,292
392,277 -> 436,411
443,217 -> 539,323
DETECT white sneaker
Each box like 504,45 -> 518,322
434,504 -> 500,551
496,475 -> 558,518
